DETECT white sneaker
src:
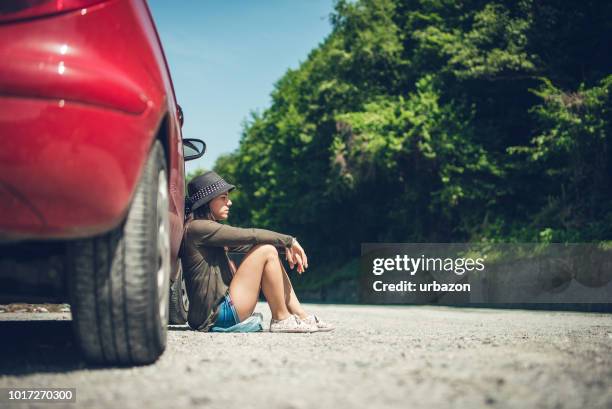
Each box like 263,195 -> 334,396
270,314 -> 318,333
301,314 -> 335,332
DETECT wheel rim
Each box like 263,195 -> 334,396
156,169 -> 171,326
180,269 -> 189,312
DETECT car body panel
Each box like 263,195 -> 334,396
0,96 -> 154,239
0,0 -> 186,274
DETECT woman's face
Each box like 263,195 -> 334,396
209,191 -> 232,220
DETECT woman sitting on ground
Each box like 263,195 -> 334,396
180,171 -> 334,333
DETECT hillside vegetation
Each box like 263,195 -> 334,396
211,0 -> 612,282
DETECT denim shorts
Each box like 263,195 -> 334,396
213,293 -> 240,329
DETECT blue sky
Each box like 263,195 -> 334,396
147,0 -> 335,174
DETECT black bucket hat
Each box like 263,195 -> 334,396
185,171 -> 235,214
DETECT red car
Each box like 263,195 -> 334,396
0,0 -> 203,365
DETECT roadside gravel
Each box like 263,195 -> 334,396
1,303 -> 611,409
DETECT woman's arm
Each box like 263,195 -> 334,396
228,244 -> 289,254
227,244 -> 254,253
187,219 -> 293,249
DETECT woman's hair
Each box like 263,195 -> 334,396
181,199 -> 215,258
185,194 -> 216,222
193,202 -> 215,221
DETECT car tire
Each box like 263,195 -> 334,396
67,140 -> 170,365
168,261 -> 189,325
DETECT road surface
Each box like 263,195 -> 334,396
1,304 -> 611,409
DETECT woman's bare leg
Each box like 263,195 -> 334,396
280,267 -> 308,319
229,244 -> 292,322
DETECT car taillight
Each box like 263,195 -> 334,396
0,0 -> 108,23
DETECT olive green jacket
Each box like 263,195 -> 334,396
181,219 -> 294,331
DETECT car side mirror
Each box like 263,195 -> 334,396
183,138 -> 206,161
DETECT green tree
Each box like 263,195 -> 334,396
214,0 -> 612,285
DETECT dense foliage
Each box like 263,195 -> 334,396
210,0 -> 612,278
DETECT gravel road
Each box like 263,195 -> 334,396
1,304 -> 611,409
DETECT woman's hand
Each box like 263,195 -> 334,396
286,239 -> 308,274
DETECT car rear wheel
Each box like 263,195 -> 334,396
68,140 -> 170,365
169,261 -> 189,325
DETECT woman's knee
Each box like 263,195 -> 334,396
251,244 -> 278,261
